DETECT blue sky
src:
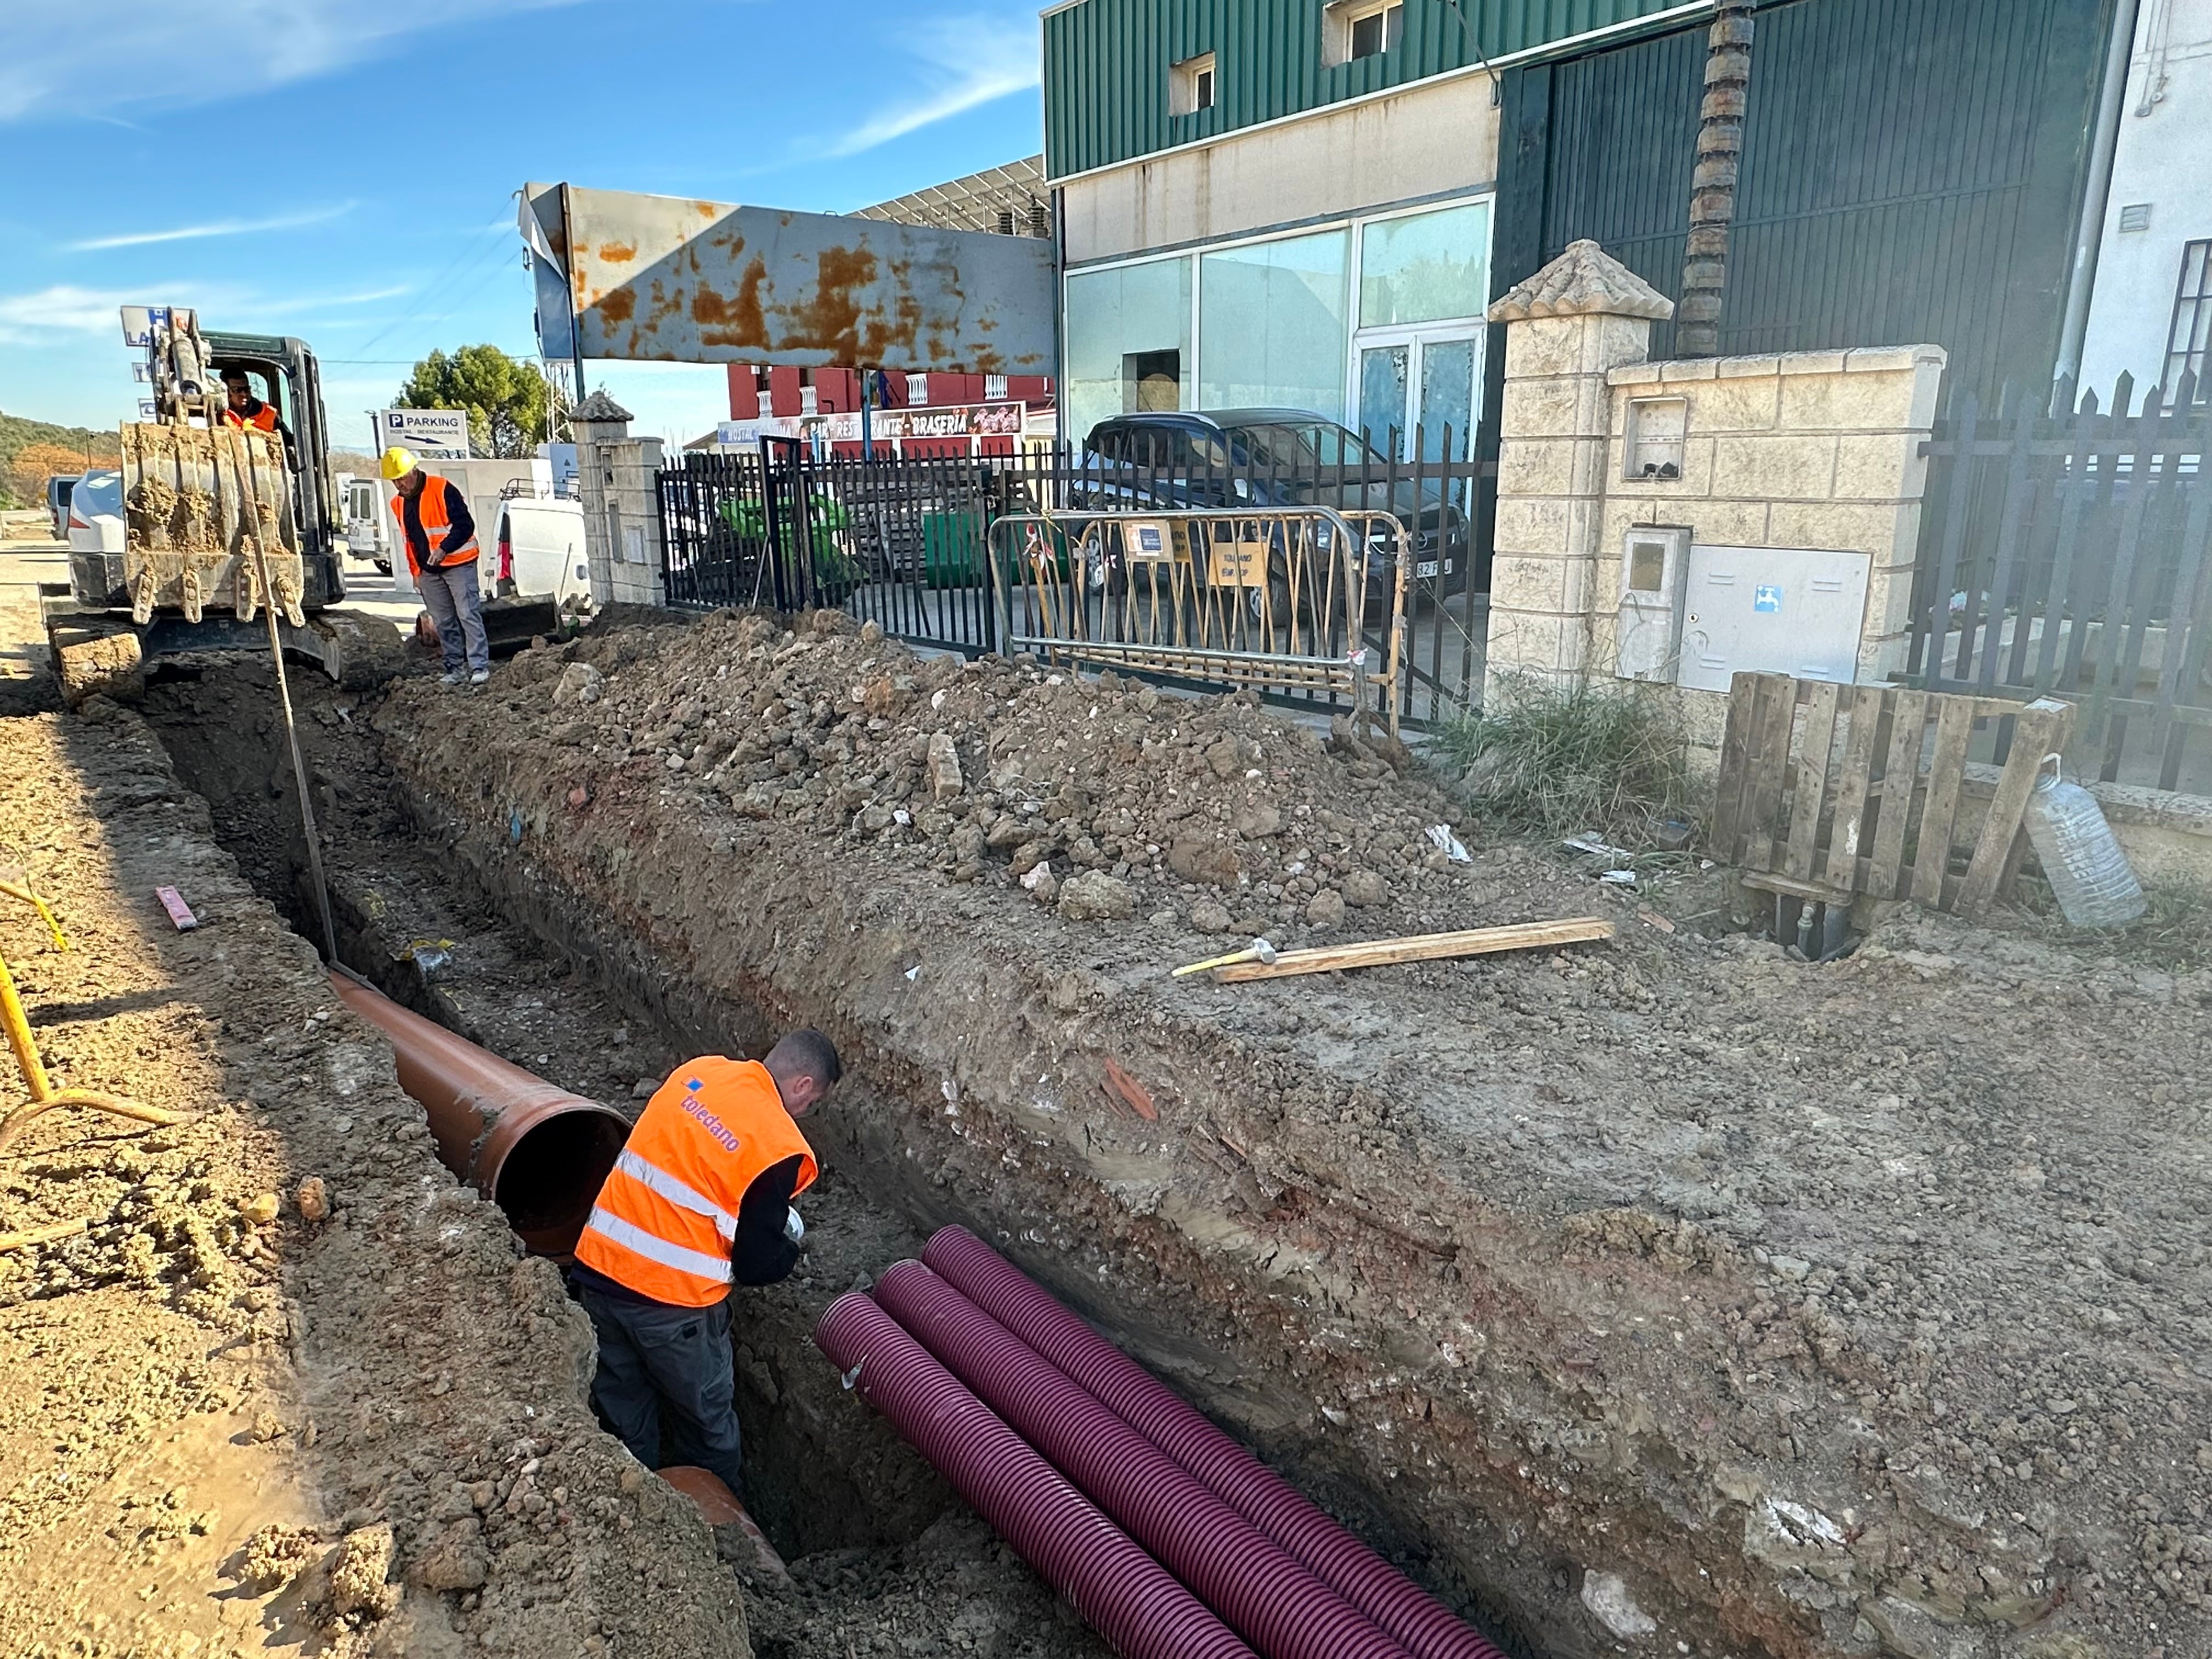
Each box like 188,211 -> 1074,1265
0,0 -> 1045,452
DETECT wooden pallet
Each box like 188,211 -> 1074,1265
1709,673 -> 2075,918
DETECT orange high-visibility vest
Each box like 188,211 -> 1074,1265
390,473 -> 478,578
222,402 -> 279,432
574,1058 -> 818,1307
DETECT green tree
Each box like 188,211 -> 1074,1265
395,345 -> 559,459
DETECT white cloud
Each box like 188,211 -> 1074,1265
0,280 -> 413,345
809,13 -> 1039,160
0,0 -> 585,123
70,203 -> 356,252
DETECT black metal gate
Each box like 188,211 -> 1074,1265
658,435 -> 1492,726
1909,372 -> 2212,793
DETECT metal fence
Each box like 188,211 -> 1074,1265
658,433 -> 1492,725
990,506 -> 1409,733
1909,372 -> 2212,793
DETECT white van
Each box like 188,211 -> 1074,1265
493,495 -> 590,611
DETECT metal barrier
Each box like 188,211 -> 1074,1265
988,506 -> 1407,734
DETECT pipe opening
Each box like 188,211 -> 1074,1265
492,1109 -> 629,1256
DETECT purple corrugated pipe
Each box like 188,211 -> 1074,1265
814,1291 -> 1258,1659
922,1227 -> 1508,1659
876,1261 -> 1416,1659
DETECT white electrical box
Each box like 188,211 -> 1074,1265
1676,545 -> 1871,693
1616,524 -> 1691,682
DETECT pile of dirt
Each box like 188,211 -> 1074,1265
0,706 -> 747,1658
518,606 -> 1506,946
358,608 -> 2211,1659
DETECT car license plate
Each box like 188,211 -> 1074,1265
1417,560 -> 1440,579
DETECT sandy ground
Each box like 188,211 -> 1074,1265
0,668 -> 749,1652
348,608 -> 2210,1659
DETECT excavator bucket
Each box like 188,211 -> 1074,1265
118,423 -> 307,629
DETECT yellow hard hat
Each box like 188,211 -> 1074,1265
380,445 -> 419,481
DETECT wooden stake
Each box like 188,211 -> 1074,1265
1212,917 -> 1613,983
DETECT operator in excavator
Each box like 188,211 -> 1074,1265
381,445 -> 490,687
570,1031 -> 840,1501
218,367 -> 285,435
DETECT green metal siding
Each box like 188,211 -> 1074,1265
1042,0 -> 1699,178
1493,0 -> 2113,400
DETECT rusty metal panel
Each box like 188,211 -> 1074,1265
524,183 -> 1054,374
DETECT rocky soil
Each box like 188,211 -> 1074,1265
352,606 -> 2210,1659
0,704 -> 748,1658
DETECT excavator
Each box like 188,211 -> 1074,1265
42,306 -> 403,703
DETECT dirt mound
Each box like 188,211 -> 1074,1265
520,606 -> 1499,948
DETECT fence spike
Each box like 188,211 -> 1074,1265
2050,373 -> 2076,418
2078,387 -> 2100,418
2178,366 -> 2201,413
2112,370 -> 2136,421
1995,380 -> 2018,421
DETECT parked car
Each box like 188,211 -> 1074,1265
65,470 -> 125,557
46,473 -> 82,539
1079,409 -> 1471,614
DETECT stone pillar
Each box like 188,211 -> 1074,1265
571,390 -> 633,608
1483,241 -> 1674,706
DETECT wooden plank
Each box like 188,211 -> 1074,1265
1819,685 -> 1883,892
1740,674 -> 1799,873
1909,695 -> 1978,907
1212,918 -> 1615,982
1956,699 -> 2074,917
1708,673 -> 1763,860
1783,680 -> 1842,882
1865,690 -> 1928,900
1740,869 -> 1855,904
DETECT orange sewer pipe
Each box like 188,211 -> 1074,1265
330,969 -> 631,1256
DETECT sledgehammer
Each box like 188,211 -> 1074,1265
1171,936 -> 1278,978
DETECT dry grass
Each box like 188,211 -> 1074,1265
1434,675 -> 1693,845
2010,871 -> 2212,970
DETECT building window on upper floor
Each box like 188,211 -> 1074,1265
906,373 -> 931,407
1324,0 -> 1402,68
1171,52 -> 1216,117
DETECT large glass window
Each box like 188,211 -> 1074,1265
1197,229 -> 1351,420
1064,256 -> 1193,442
1358,201 -> 1491,329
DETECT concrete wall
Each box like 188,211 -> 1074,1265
1061,71 -> 1499,264
1483,281 -> 1945,759
2079,0 -> 2212,398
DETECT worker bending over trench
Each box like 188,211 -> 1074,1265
571,1032 -> 841,1499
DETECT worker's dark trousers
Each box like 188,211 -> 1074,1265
577,1285 -> 746,1498
416,557 -> 489,674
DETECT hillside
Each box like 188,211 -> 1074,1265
0,410 -> 122,470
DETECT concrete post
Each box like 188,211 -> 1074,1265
570,390 -> 633,608
1483,241 -> 1674,706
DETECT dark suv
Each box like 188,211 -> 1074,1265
1079,408 -> 1470,607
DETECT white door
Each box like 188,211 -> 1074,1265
1353,328 -> 1481,466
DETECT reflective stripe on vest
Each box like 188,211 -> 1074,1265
574,1057 -> 817,1307
390,473 -> 478,578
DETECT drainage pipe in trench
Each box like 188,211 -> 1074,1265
329,969 -> 630,1256
874,1260 -> 1416,1659
815,1291 -> 1259,1659
923,1226 -> 1508,1659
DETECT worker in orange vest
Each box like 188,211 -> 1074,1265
219,368 -> 285,434
571,1031 -> 840,1498
382,445 -> 489,686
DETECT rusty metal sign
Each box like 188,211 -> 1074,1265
521,182 -> 1053,374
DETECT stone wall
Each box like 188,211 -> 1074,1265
572,392 -> 666,610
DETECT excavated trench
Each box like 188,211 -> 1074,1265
132,653 -> 1295,1658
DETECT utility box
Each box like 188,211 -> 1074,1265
1616,524 -> 1691,682
1676,545 -> 1871,693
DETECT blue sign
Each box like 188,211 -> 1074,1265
1754,583 -> 1782,614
